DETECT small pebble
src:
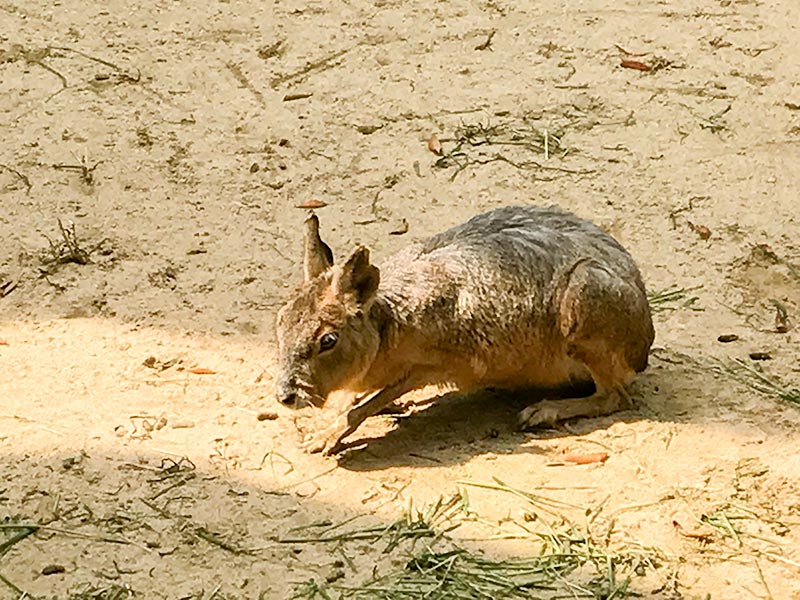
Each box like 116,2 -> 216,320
355,124 -> 381,135
61,457 -> 80,471
42,564 -> 66,575
326,569 -> 345,584
749,352 -> 772,361
717,334 -> 739,343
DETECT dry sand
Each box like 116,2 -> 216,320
2,0 -> 799,598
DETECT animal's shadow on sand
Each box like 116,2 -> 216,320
334,355 -> 719,471
336,381 -> 657,472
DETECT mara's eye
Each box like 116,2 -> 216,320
319,332 -> 339,353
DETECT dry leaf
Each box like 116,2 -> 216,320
427,133 -> 442,155
693,224 -> 712,240
672,520 -> 714,543
188,367 -> 216,375
563,452 -> 609,465
295,199 -> 328,209
620,59 -> 650,71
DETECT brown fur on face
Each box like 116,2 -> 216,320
275,222 -> 381,409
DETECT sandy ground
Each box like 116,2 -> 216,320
2,0 -> 800,598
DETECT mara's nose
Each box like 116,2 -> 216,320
278,391 -> 298,407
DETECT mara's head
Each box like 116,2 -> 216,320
275,213 -> 381,409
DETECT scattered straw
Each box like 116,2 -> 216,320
710,357 -> 800,406
432,118 -> 594,181
290,485 -> 666,600
647,286 -> 702,312
652,348 -> 799,408
279,494 -> 465,553
459,478 -> 584,516
62,582 -> 136,599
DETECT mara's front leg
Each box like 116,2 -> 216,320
302,375 -> 415,456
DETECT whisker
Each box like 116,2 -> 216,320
292,378 -> 325,408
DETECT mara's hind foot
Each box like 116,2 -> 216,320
518,384 -> 633,430
519,340 -> 639,430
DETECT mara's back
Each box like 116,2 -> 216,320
377,205 -> 650,387
421,205 -> 639,282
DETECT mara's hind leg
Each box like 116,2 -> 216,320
518,346 -> 635,428
518,258 -> 653,430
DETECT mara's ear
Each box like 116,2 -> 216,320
303,213 -> 334,282
334,246 -> 380,306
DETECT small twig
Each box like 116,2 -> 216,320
0,525 -> 37,556
0,278 -> 18,298
271,47 -> 350,87
195,527 -> 247,554
49,45 -> 136,78
0,523 -> 130,545
29,59 -> 68,88
474,30 -> 496,51
697,103 -> 732,133
275,465 -> 338,492
53,158 -> 103,185
475,154 -> 594,177
226,61 -> 266,106
0,163 -> 32,194
614,44 -> 649,57
258,40 -> 286,60
256,450 -> 295,477
0,572 -> 27,598
283,92 -> 313,102
139,498 -> 249,555
148,473 -> 195,501
41,218 -> 93,268
755,560 -> 774,600
544,129 -> 549,160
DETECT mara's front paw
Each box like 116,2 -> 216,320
300,425 -> 348,456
